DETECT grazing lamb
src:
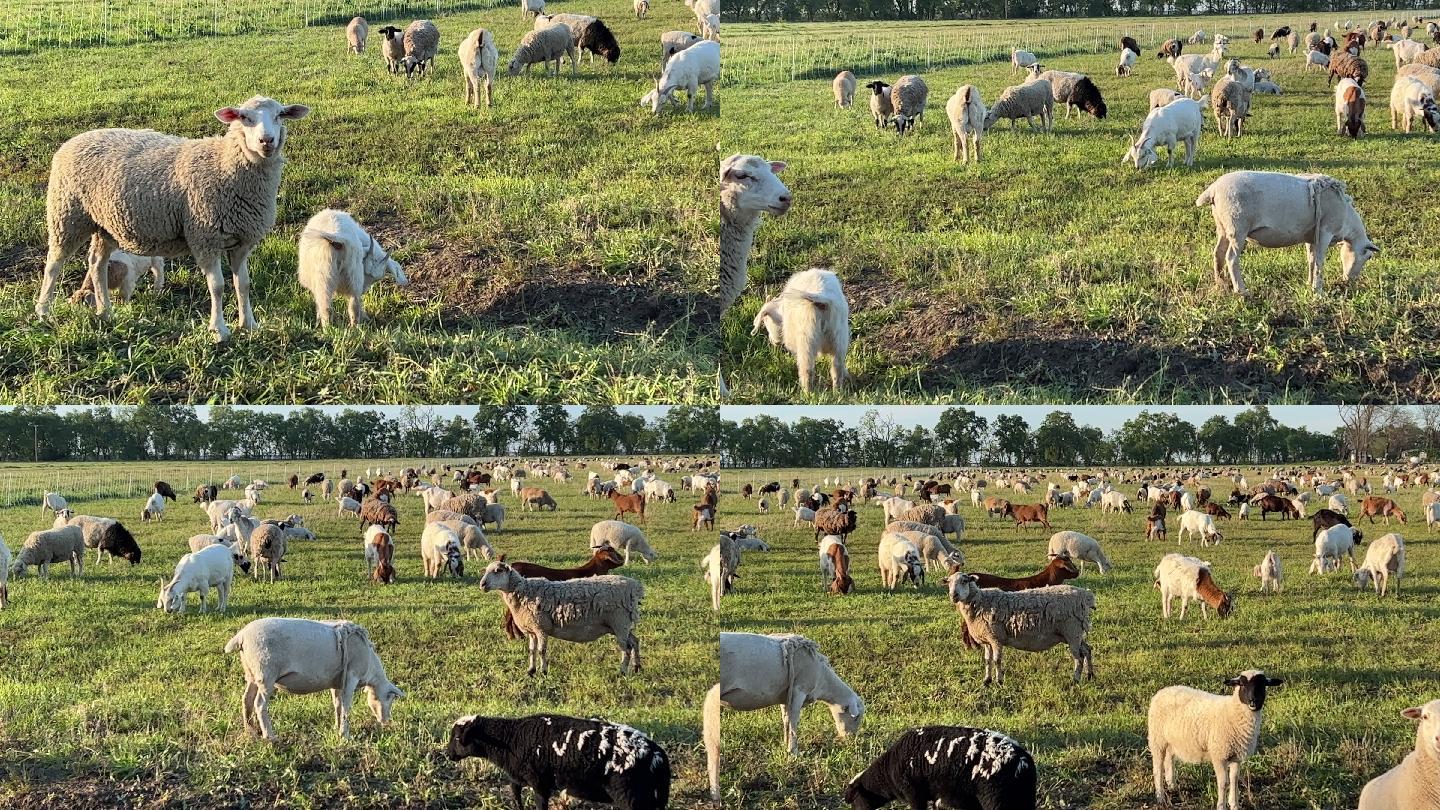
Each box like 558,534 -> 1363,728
446,714 -> 670,810
158,542 -> 249,613
1038,70 -> 1107,118
984,78 -> 1054,133
480,561 -> 643,675
833,70 -> 857,107
509,23 -> 576,76
845,726 -> 1036,810
661,30 -> 700,64
225,617 -> 404,740
40,491 -> 67,516
36,97 -> 309,340
436,519 -> 492,561
10,526 -> 84,579
945,85 -> 986,163
717,632 -> 863,754
1253,550 -> 1283,593
590,520 -> 657,564
1391,75 -> 1440,131
947,574 -> 1095,685
402,19 -> 440,78
1149,671 -> 1283,810
878,532 -> 925,590
890,75 -> 929,135
1010,49 -> 1038,73
379,25 -> 405,72
297,209 -> 406,328
752,268 -> 850,395
1046,531 -> 1111,574
650,39 -> 719,112
1355,532 -> 1405,596
1311,523 -> 1362,573
421,523 -> 465,578
458,29 -> 499,109
1197,171 -> 1379,295
1210,75 -> 1251,137
1118,47 -> 1139,75
346,16 -> 368,54
1335,77 -> 1368,136
866,81 -> 893,128
1358,698 -> 1440,809
1124,96 -> 1202,169
68,249 -> 165,307
1154,553 -> 1233,619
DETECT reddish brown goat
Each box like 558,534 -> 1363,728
1202,502 -> 1231,519
960,554 -> 1079,591
371,538 -> 396,585
1005,502 -> 1051,529
501,547 -> 627,639
826,543 -> 854,594
608,488 -> 647,523
1362,496 -> 1407,524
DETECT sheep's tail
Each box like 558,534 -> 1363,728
1195,183 -> 1217,207
223,632 -> 245,654
793,290 -> 832,311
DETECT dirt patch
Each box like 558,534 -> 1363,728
0,245 -> 44,283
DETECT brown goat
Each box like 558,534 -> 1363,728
371,538 -> 396,585
501,547 -> 626,638
982,496 -> 1011,518
693,503 -> 716,531
1005,502 -> 1051,529
608,488 -> 647,522
826,542 -> 854,594
961,554 -> 1079,591
1194,567 -> 1234,617
1253,494 -> 1300,520
1362,496 -> 1407,524
1202,502 -> 1231,519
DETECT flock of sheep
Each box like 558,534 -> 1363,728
1,457 -> 722,809
33,0 -> 718,342
710,465 -> 1438,809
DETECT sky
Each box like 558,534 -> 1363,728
719,405 -> 1354,433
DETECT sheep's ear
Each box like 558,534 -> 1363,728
1402,706 -> 1424,720
769,161 -> 787,172
280,104 -> 311,120
327,239 -> 345,250
1264,677 -> 1284,687
1223,676 -> 1242,686
215,107 -> 246,123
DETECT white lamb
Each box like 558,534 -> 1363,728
421,523 -> 465,578
346,16 -> 368,54
458,28 -> 499,109
651,39 -> 719,113
833,70 -> 857,108
338,496 -> 362,518
589,520 -> 658,564
157,542 -> 250,613
1358,699 -> 1440,809
1010,48 -> 1038,74
877,532 -> 924,590
1354,532 -> 1405,596
1149,670 -> 1283,810
68,250 -> 165,307
751,268 -> 850,395
1046,531 -> 1112,574
1154,553 -> 1233,619
945,84 -> 986,163
1123,97 -> 1202,170
1391,75 -> 1440,132
1253,549 -> 1283,593
297,209 -> 407,328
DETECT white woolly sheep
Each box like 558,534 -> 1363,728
1154,553 -> 1233,619
402,19 -> 440,79
1124,96 -> 1202,169
1311,523 -> 1361,573
833,70 -> 857,108
945,84 -> 986,163
878,532 -> 925,590
651,39 -> 719,113
661,30 -> 701,65
1010,48 -> 1038,74
890,74 -> 928,135
983,79 -> 1053,133
1391,75 -> 1440,131
1196,170 -> 1379,295
1118,47 -> 1139,75
752,267 -> 850,395
946,574 -> 1095,685
40,491 -> 66,516
457,28 -> 499,110
1355,532 -> 1404,596
421,523 -> 465,578
68,249 -> 165,307
346,16 -> 368,54
225,617 -> 404,740
590,520 -> 657,564
1046,531 -> 1112,574
1149,670 -> 1283,810
297,209 -> 407,328
509,22 -> 575,77
36,96 -> 309,340
437,519 -> 494,561
10,526 -> 85,579
158,542 -> 250,613
479,560 -> 643,675
1397,63 -> 1440,97
1359,698 -> 1440,809
1253,549 -> 1283,593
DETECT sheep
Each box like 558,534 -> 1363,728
1355,532 -> 1405,596
946,574 -> 1095,685
1155,553 -> 1233,619
421,523 -> 465,578
1311,523 -> 1362,573
705,532 -> 741,609
1358,698 -> 1440,809
1189,30 -> 1207,44
0,535 -> 8,609
1177,509 -> 1223,546
634,0 -> 649,17
399,19 -> 440,78
650,39 -> 718,112
889,75 -> 928,135
509,23 -> 576,77
1010,48 -> 1038,74
1037,70 -> 1107,119
833,70 -> 857,107
914,530 -> 962,571
1334,77 -> 1368,136
68,249 -> 165,307
1149,670 -> 1283,810
456,28 -> 499,110
10,526 -> 84,579
158,542 -> 250,613
1306,48 -> 1331,71
378,25 -> 405,71
1100,490 -> 1132,513
983,79 -> 1053,133
661,30 -> 701,65
520,487 -> 558,512
67,514 -> 141,565
521,0 -> 545,17
716,632 -> 864,758
1118,47 -> 1139,76
1391,75 -> 1440,131
40,491 -> 67,516
446,714 -> 671,810
752,268 -> 850,395
1329,50 -> 1370,85
1196,171 -> 1379,295
844,726 -> 1037,810
1253,78 -> 1283,93
338,496 -> 362,518
225,617 -> 403,740
1253,550 -> 1283,593
719,153 -> 790,318
878,532 -> 925,590
535,13 -> 620,66
437,519 -> 493,561
1210,75 -> 1251,137
1157,38 -> 1184,59
945,85 -> 986,163
1124,96 -> 1202,170
1398,63 -> 1440,95
700,13 -> 719,41
483,502 -> 506,532
1046,531 -> 1112,574
346,16 -> 368,54
249,523 -> 286,583
1389,37 -> 1428,66
866,81 -> 894,129
478,561 -> 643,675
590,520 -> 657,564
36,96 -> 309,340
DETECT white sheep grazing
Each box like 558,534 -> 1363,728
421,523 -> 465,578
0,534 -> 9,609
1189,30 -> 1207,43
142,491 -> 166,522
1253,550 -> 1283,593
878,533 -> 925,590
10,526 -> 85,579
661,30 -> 701,65
36,96 -> 309,340
225,617 -> 404,740
1149,671 -> 1283,810
1150,87 -> 1183,108
402,19 -> 440,78
1196,171 -> 1379,295
1154,553 -> 1233,619
1311,523 -> 1361,573
188,533 -> 228,553
346,16 -> 368,54
1355,532 -> 1405,596
1335,77 -> 1368,136
437,519 -> 493,561
1046,531 -> 1112,574
752,268 -> 851,395
1306,48 -> 1331,71
651,39 -> 719,113
704,533 -> 741,610
589,520 -> 657,564
509,22 -> 575,77
1176,509 -> 1223,546
1389,37 -> 1428,67
479,561 -> 644,675
1010,48 -> 1038,74
947,574 -> 1095,685
1118,47 -> 1139,75
1359,699 -> 1440,809
158,543 -> 250,613
338,496 -> 362,518
1391,75 -> 1440,131
889,74 -> 928,135
40,491 -> 67,516
68,250 -> 166,307
297,209 -> 407,328
832,70 -> 857,107
521,0 -> 545,17
983,78 -> 1053,133
945,85 -> 986,163
716,631 -> 864,759
1123,97 -> 1202,170
633,0 -> 649,17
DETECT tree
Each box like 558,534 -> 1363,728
473,406 -> 527,456
992,414 -> 1032,466
934,407 -> 987,465
1033,412 -> 1085,465
533,405 -> 573,454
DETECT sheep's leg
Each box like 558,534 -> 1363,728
1178,596 -> 1189,619
829,351 -> 846,392
1216,759 -> 1235,810
37,230 -> 90,318
228,246 -> 258,332
536,634 -> 549,676
86,233 -> 116,320
241,682 -> 258,733
782,690 -> 806,752
1152,744 -> 1169,804
990,644 -> 1004,685
1222,234 -> 1244,294
702,80 -> 714,110
217,580 -> 229,612
795,349 -> 815,395
256,686 -> 276,739
196,252 -> 230,341
1306,235 -> 1329,294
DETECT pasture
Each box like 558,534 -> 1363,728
721,12 -> 1440,404
0,459 -> 716,807
0,0 -> 717,404
717,465 -> 1440,808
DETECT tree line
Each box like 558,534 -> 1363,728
728,0 -> 1410,23
0,406 -> 720,462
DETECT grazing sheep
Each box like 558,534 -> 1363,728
536,14 -> 620,65
946,574 -> 1095,685
1118,47 -> 1139,76
1397,63 -> 1440,95
1177,509 -> 1224,546
40,491 -> 67,516
478,561 -> 643,675
36,97 -> 309,340
158,543 -> 249,613
1124,96 -> 1202,169
819,535 -> 855,593
1307,48 -> 1332,71
438,519 -> 493,562
878,532 -> 925,590
249,523 -> 286,583
68,249 -> 165,307
10,526 -> 84,579
297,209 -> 406,328
1355,532 -> 1405,596
705,532 -> 741,609
521,0 -> 545,17
458,29 -> 499,109
1311,523 -> 1362,573
589,520 -> 658,564
1391,75 -> 1440,131
379,25 -> 405,72
983,79 -> 1053,133
1329,50 -> 1370,85
1253,550 -> 1283,593
509,23 -> 576,77
346,16 -> 368,54
1149,671 -> 1283,810
421,524 -> 465,578
1389,37 -> 1428,66
752,268 -> 850,395
833,70 -> 857,107
866,81 -> 893,129
67,514 -> 140,565
1157,38 -> 1184,59
717,632 -> 863,754
520,487 -> 557,511
401,19 -> 440,79
1046,531 -> 1112,574
946,85 -> 986,163
1210,75 -> 1251,137
338,496 -> 362,518
1358,699 -> 1440,809
446,714 -> 670,810
1335,77 -> 1368,136
661,30 -> 701,65
1155,553 -> 1233,619
225,617 -> 404,740
845,726 -> 1036,810
1196,171 -> 1379,295
890,74 -> 928,135
650,39 -> 718,112
1011,49 -> 1038,73
1039,70 -> 1107,118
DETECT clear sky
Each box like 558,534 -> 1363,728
719,405 -> 1352,433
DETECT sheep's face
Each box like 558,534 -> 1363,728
720,155 -> 791,217
1225,670 -> 1282,711
366,683 -> 404,725
829,695 -> 864,737
478,561 -> 513,591
215,97 -> 310,163
1401,700 -> 1440,758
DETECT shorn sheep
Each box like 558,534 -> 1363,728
297,209 -> 408,328
10,526 -> 85,579
984,78 -> 1053,133
1358,698 -> 1440,809
458,28 -> 499,109
651,40 -> 719,112
478,560 -> 643,675
36,96 -> 309,340
1196,170 -> 1379,295
158,542 -> 249,613
1124,96 -> 1202,169
945,85 -> 986,163
508,23 -> 576,76
346,16 -> 368,54
1154,553 -> 1233,619
1046,531 -> 1112,574
751,268 -> 851,395
845,726 -> 1037,810
661,30 -> 701,64
1149,670 -> 1283,810
946,573 -> 1095,685
402,19 -> 440,79
890,74 -> 929,135
446,714 -> 671,810
225,617 -> 404,740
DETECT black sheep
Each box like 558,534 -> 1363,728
1272,25 -> 1292,39
578,18 -> 621,64
98,522 -> 141,564
759,481 -> 781,494
304,472 -> 325,485
153,480 -> 177,501
193,483 -> 218,504
1067,75 -> 1108,119
446,714 -> 671,809
845,726 -> 1036,810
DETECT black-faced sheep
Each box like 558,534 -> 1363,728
845,726 -> 1037,810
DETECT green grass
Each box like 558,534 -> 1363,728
718,465 -> 1440,809
0,459 -> 717,807
721,11 -> 1440,404
0,0 -> 717,404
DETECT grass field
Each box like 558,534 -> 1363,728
721,11 -> 1440,404
0,459 -> 717,807
717,465 -> 1440,809
0,0 -> 717,404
